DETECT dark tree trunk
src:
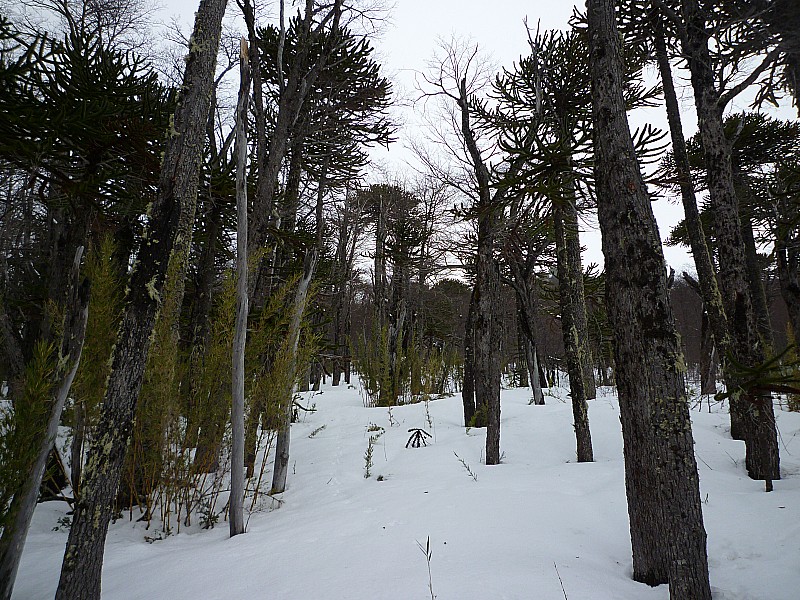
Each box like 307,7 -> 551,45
738,202 -> 774,349
384,262 -> 407,405
588,1 -> 712,597
682,0 -> 779,483
554,202 -> 593,463
699,311 -> 718,395
462,288 -> 476,426
653,24 -> 734,401
562,188 -> 596,400
474,216 -> 501,463
774,195 -> 800,338
56,1 -> 227,597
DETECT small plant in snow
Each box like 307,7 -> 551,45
424,399 -> 433,429
454,452 -> 478,482
364,431 -> 384,478
366,422 -> 384,433
387,406 -> 397,427
416,536 -> 435,600
406,428 -> 431,448
198,500 -> 219,529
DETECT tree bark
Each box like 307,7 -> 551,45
230,37 -> 251,539
588,1 -> 712,597
0,249 -> 89,600
475,215 -> 501,463
56,1 -> 227,596
775,194 -> 800,338
462,287 -> 476,425
562,188 -> 596,400
271,249 -> 317,493
554,202 -> 593,463
682,0 -> 779,483
654,26 -> 732,400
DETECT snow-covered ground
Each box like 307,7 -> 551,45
15,383 -> 800,599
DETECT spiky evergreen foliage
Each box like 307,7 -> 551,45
0,342 -> 55,529
257,18 -> 394,187
68,237 -> 124,498
0,14 -> 172,376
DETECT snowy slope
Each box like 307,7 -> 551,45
14,383 -> 800,599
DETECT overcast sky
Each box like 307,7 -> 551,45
160,0 -> 796,271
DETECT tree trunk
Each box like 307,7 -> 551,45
462,287 -> 476,426
699,311 -> 718,395
738,200 -> 774,350
554,202 -> 593,462
653,24 -> 735,399
588,1 -> 711,597
775,194 -> 800,338
0,249 -> 89,600
562,188 -> 596,400
271,249 -> 317,494
230,38 -> 251,539
56,1 -> 227,596
475,216 -> 501,463
682,0 -> 779,482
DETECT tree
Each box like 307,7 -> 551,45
230,36 -> 251,539
55,0 -> 228,595
0,249 -> 89,600
419,40 -> 525,463
587,0 -> 711,596
681,0 -> 780,484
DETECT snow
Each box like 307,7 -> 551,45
14,383 -> 800,599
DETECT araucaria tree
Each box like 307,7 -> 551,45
56,0 -> 228,596
587,0 -> 711,597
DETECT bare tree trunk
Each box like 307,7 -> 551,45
554,203 -> 593,462
588,1 -> 711,597
271,250 -> 317,493
0,249 -> 89,600
230,37 -> 251,539
682,0 -> 779,483
56,1 -> 227,596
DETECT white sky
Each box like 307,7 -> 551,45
160,0 -> 797,272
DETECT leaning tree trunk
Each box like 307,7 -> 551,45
682,0 -> 779,484
553,202 -> 593,463
55,1 -> 227,597
271,249 -> 318,494
588,1 -> 712,597
653,25 -> 734,401
0,249 -> 89,600
738,198 -> 774,350
230,37 -> 251,539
